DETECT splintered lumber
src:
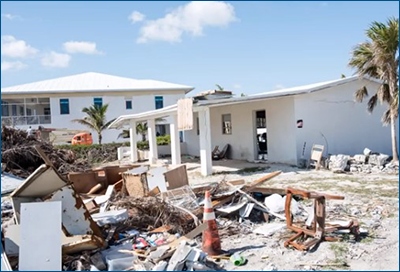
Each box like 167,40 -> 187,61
243,171 -> 282,191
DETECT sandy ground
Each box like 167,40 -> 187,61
184,159 -> 399,271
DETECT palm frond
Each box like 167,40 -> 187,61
355,86 -> 369,102
381,108 -> 392,125
377,84 -> 391,104
367,94 -> 378,113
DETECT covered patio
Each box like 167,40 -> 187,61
108,87 -> 302,176
109,103 -> 215,176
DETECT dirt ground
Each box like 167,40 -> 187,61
185,159 -> 399,271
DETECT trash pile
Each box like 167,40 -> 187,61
328,148 -> 398,174
1,147 -> 366,271
1,126 -> 92,178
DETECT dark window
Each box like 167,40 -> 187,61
60,99 -> 70,115
94,97 -> 103,108
196,117 -> 200,135
1,101 -> 9,116
11,105 -> 17,116
126,100 -> 132,110
155,96 -> 163,109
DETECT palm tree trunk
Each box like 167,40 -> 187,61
98,133 -> 102,145
390,110 -> 399,164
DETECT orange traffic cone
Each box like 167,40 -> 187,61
202,190 -> 222,256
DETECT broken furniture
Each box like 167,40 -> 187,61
69,164 -> 139,194
309,144 -> 324,170
10,148 -> 106,255
212,144 -> 230,160
284,187 -> 360,251
122,165 -> 190,196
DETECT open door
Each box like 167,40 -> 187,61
255,110 -> 267,160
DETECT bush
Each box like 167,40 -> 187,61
157,135 -> 171,145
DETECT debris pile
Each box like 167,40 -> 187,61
328,148 -> 398,174
1,146 -> 366,271
1,126 -> 91,178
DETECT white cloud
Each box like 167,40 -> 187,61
233,84 -> 242,89
1,61 -> 27,72
137,1 -> 236,43
274,84 -> 285,90
1,35 -> 38,58
1,14 -> 19,20
63,41 -> 102,55
128,11 -> 145,24
41,51 -> 71,68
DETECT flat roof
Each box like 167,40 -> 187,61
1,72 -> 194,95
108,75 -> 380,129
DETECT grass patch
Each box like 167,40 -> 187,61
213,166 -> 270,176
328,243 -> 350,270
360,236 -> 374,244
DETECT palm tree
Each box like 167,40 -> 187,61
349,18 -> 399,164
136,122 -> 148,141
215,84 -> 225,91
72,104 -> 115,145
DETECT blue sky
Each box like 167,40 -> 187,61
1,1 -> 399,95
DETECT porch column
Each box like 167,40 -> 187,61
129,120 -> 138,162
198,108 -> 213,176
147,119 -> 158,164
170,114 -> 181,165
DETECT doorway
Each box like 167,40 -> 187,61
255,110 -> 267,160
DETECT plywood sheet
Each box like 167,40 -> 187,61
19,201 -> 62,271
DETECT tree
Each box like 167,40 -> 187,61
136,122 -> 148,141
349,17 -> 399,164
72,104 -> 115,145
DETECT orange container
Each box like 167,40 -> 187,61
71,133 -> 93,146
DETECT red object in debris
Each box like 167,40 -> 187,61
202,191 -> 222,256
133,237 -> 149,249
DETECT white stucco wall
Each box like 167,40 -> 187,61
185,97 -> 298,165
11,92 -> 185,144
294,79 -> 397,159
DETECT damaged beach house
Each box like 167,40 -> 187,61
109,75 -> 397,176
0,74 -> 397,271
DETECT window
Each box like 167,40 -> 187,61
222,114 -> 232,135
94,97 -> 103,108
155,96 -> 164,109
125,99 -> 132,110
60,99 -> 70,115
12,105 -> 17,116
196,117 -> 200,135
1,100 -> 9,116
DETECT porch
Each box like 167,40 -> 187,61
1,98 -> 52,126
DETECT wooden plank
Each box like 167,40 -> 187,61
245,171 -> 281,191
147,186 -> 161,197
19,202 -> 62,271
164,165 -> 189,190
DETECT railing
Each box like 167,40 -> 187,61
1,115 -> 52,126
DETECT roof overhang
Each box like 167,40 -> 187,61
108,75 -> 381,129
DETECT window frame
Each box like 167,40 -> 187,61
155,96 -> 164,109
93,97 -> 103,108
60,98 -> 70,115
125,99 -> 133,110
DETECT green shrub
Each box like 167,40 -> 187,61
157,135 -> 171,145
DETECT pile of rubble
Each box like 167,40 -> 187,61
1,148 -> 366,271
1,126 -> 92,178
328,148 -> 398,174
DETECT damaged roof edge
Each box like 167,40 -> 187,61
109,75 -> 381,129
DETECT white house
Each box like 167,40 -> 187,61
109,75 -> 398,175
1,72 -> 193,143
